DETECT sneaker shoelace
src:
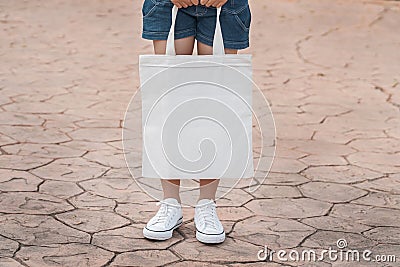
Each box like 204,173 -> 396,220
154,202 -> 173,225
197,202 -> 219,232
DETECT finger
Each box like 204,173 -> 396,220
200,0 -> 208,5
171,0 -> 182,8
190,0 -> 199,5
216,0 -> 227,7
178,0 -> 187,8
183,0 -> 193,6
176,0 -> 187,8
205,0 -> 217,7
209,0 -> 221,7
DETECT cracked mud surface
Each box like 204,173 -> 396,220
1,0 -> 399,266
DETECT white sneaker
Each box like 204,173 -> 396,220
194,199 -> 225,244
143,198 -> 183,240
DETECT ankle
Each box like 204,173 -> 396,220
163,196 -> 181,204
197,197 -> 215,203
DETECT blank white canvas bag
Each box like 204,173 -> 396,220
140,6 -> 253,179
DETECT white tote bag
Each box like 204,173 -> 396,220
140,6 -> 254,179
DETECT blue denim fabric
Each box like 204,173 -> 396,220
142,0 -> 251,50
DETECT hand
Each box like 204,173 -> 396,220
171,0 -> 199,8
200,0 -> 227,8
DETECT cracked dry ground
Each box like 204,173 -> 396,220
0,0 -> 399,266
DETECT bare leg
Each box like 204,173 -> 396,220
197,41 -> 238,55
161,179 -> 181,202
153,37 -> 196,202
196,41 -> 237,200
153,36 -> 195,55
198,179 -> 220,200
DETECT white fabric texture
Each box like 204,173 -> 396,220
140,5 -> 254,179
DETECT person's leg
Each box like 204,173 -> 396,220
197,41 -> 238,55
153,36 -> 195,55
153,36 -> 196,203
161,179 -> 181,202
199,179 -> 220,200
196,41 -> 236,201
142,1 -> 199,240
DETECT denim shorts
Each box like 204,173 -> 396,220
142,0 -> 251,50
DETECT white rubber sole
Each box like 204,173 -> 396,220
196,230 -> 226,244
143,218 -> 182,241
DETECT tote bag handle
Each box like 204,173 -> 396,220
166,5 -> 225,56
